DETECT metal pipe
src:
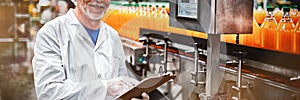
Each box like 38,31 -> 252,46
145,36 -> 149,57
163,40 -> 168,73
290,75 -> 300,81
237,55 -> 242,100
194,43 -> 199,86
233,51 -> 247,100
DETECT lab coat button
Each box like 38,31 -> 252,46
98,74 -> 102,79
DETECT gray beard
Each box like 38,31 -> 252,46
79,4 -> 104,21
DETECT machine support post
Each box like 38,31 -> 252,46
194,44 -> 199,86
205,34 -> 222,100
163,39 -> 168,73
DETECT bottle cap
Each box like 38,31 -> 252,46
267,6 -> 274,11
257,2 -> 263,7
283,7 -> 290,12
282,4 -> 289,8
134,3 -> 139,7
141,4 -> 147,7
291,5 -> 298,9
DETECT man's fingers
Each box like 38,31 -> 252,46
130,92 -> 150,100
141,92 -> 150,100
131,98 -> 140,100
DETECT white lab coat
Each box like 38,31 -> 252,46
32,9 -> 128,100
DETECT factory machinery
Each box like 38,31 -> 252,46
104,1 -> 300,100
102,1 -> 300,100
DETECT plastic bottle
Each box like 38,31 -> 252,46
294,17 -> 300,54
140,4 -> 148,28
276,7 -> 295,52
150,4 -> 156,16
159,5 -> 168,30
146,5 -> 151,17
254,3 -> 266,26
165,6 -> 170,15
154,5 -> 160,18
261,6 -> 277,49
122,4 -> 129,24
147,5 -> 154,29
290,5 -> 299,25
242,18 -> 258,46
134,3 -> 140,16
141,4 -> 147,16
28,3 -> 35,17
274,4 -> 283,23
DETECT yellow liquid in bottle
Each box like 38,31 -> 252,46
261,20 -> 277,49
290,9 -> 299,24
254,7 -> 266,25
276,21 -> 295,52
274,11 -> 283,23
294,22 -> 300,54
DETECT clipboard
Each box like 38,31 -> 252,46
116,74 -> 176,100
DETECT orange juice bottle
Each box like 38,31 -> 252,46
297,12 -> 300,26
294,18 -> 300,54
160,5 -> 168,16
141,4 -> 147,16
123,4 -> 130,22
165,6 -> 170,15
242,18 -> 258,46
261,6 -> 277,49
253,17 -> 262,47
276,7 -> 295,52
134,4 -> 140,16
157,5 -> 162,12
290,5 -> 299,25
146,5 -> 152,16
147,5 -> 154,29
150,5 -> 156,15
28,3 -> 35,16
254,3 -> 266,26
159,5 -> 168,30
274,5 -> 283,23
155,5 -> 161,17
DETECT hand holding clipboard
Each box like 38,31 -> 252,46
116,74 -> 176,100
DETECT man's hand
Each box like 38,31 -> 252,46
106,78 -> 134,96
131,92 -> 150,100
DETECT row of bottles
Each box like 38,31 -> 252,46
253,6 -> 300,54
117,3 -> 169,17
105,3 -> 170,38
104,3 -> 300,55
254,4 -> 300,25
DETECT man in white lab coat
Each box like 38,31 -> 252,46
32,0 -> 149,99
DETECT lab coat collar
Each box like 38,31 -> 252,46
94,22 -> 108,51
66,9 -> 81,25
65,9 -> 92,46
65,9 -> 108,50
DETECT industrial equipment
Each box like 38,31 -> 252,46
103,0 -> 300,99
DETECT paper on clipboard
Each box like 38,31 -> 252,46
116,74 -> 176,100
